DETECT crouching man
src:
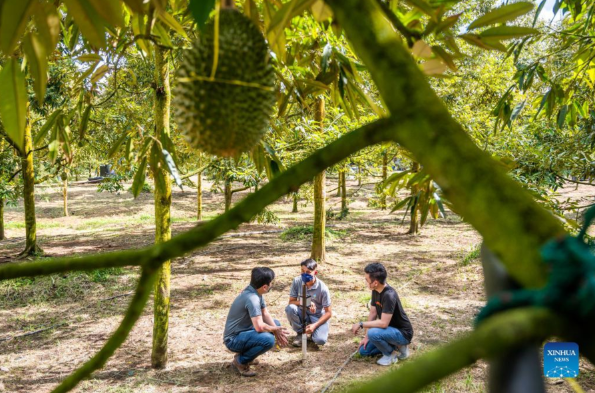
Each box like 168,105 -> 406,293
285,258 -> 332,347
351,263 -> 413,366
224,267 -> 290,376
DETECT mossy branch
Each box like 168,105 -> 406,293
51,268 -> 157,393
0,119 -> 394,281
349,308 -> 567,393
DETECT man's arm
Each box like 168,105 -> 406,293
261,307 -> 276,327
305,305 -> 332,334
253,308 -> 290,347
351,307 -> 378,335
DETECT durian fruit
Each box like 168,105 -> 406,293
173,9 -> 275,157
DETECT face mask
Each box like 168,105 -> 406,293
301,273 -> 314,283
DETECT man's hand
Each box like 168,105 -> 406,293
305,323 -> 317,335
351,322 -> 362,335
359,336 -> 369,350
273,326 -> 290,347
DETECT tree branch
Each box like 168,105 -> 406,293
51,268 -> 157,393
180,162 -> 212,180
556,174 -> 595,186
230,185 -> 251,195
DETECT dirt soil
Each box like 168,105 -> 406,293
1,178 -> 594,392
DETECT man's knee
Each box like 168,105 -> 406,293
367,328 -> 383,340
285,304 -> 299,315
313,337 -> 326,346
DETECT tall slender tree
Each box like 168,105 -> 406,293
311,97 -> 326,262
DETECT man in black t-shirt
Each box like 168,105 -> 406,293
351,263 -> 413,366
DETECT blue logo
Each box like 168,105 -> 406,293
543,342 -> 579,378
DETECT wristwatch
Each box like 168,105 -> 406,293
359,321 -> 364,329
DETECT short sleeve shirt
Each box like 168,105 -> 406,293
371,284 -> 413,342
289,277 -> 331,317
223,285 -> 266,341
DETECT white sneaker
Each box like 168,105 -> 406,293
397,345 -> 409,359
376,351 -> 399,366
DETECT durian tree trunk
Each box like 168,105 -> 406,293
336,174 -> 341,196
380,151 -> 388,210
63,178 -> 69,217
311,97 -> 326,262
341,170 -> 347,212
408,161 -> 420,235
151,46 -> 172,369
20,107 -> 41,256
224,178 -> 232,212
197,171 -> 203,221
0,198 -> 4,241
292,192 -> 299,213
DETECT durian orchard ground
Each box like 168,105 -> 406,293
1,178 -> 594,392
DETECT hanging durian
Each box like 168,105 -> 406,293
173,8 -> 275,157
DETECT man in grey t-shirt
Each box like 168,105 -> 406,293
224,267 -> 289,377
285,259 -> 333,347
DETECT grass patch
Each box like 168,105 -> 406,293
0,267 -> 130,307
280,225 -> 348,242
459,244 -> 481,266
5,221 -> 62,230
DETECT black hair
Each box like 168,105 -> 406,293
300,258 -> 317,271
364,263 -> 387,284
250,267 -> 275,289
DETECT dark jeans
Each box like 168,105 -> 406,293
224,319 -> 280,365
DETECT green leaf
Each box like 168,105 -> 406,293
391,197 -> 412,213
0,59 -> 27,152
268,0 -> 316,34
557,105 -> 568,128
479,26 -> 540,40
63,0 -> 107,48
79,105 -> 92,142
91,64 -> 109,84
88,0 -> 124,28
77,53 -> 103,62
131,156 -> 148,198
403,0 -> 436,20
533,0 -> 547,27
108,132 -> 129,159
122,0 -> 145,13
156,9 -> 188,38
23,33 -> 47,106
154,22 -> 174,48
468,2 -> 534,30
432,46 -> 457,71
162,149 -> 183,190
189,0 -> 215,29
0,0 -> 34,53
34,110 -> 62,147
33,3 -> 61,54
459,33 -> 507,51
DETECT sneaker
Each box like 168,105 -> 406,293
292,334 -> 303,347
397,345 -> 409,360
232,355 -> 257,377
376,351 -> 399,366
